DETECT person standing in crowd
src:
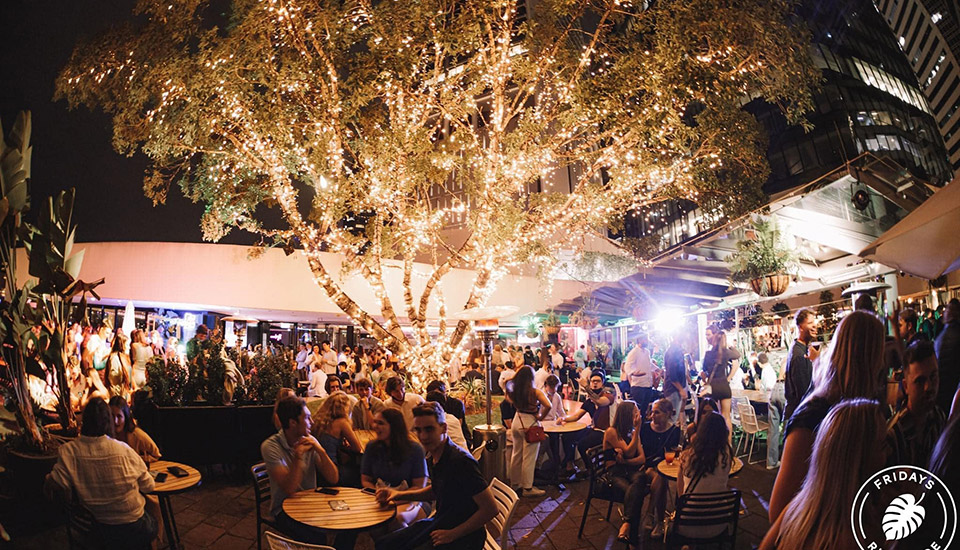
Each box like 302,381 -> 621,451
623,335 -> 654,416
353,378 -> 386,430
361,409 -> 429,530
768,311 -> 885,523
426,390 -> 469,450
295,342 -> 309,380
261,396 -> 341,547
758,353 -> 785,469
574,345 -> 587,371
533,354 -> 553,391
185,324 -> 208,364
338,344 -> 352,366
426,380 -> 471,449
128,329 -> 152,391
375,402 -> 498,550
107,335 -> 132,400
783,309 -> 819,421
45,398 -> 158,550
886,340 -> 946,467
899,308 -> 928,348
507,366 -> 552,497
761,399 -> 886,550
701,324 -> 741,438
661,335 -> 688,426
385,377 -> 425,431
523,346 -> 536,367
935,299 -> 960,413
320,341 -> 338,376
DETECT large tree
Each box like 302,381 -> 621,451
58,0 -> 818,386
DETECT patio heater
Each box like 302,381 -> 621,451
451,305 -> 518,482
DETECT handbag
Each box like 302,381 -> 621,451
518,414 -> 547,443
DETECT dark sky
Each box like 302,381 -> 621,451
0,0 -> 247,244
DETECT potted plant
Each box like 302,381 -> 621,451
726,218 -> 801,297
523,317 -> 540,339
0,112 -> 103,501
542,309 -> 562,337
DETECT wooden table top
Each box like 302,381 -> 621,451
149,460 -> 202,494
543,421 -> 589,434
731,389 -> 769,404
283,487 -> 396,531
656,456 -> 743,481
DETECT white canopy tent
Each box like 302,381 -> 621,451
860,176 -> 960,280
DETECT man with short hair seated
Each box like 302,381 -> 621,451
375,402 -> 498,550
45,397 -> 158,550
384,376 -> 425,430
887,340 -> 947,467
261,396 -> 341,545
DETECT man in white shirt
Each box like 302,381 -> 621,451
533,360 -> 552,391
337,345 -> 352,366
549,344 -> 565,371
384,376 -> 425,430
45,398 -> 158,549
295,342 -> 309,375
498,362 -> 517,393
623,335 -> 654,414
320,341 -> 338,375
307,363 -> 328,398
573,345 -> 587,370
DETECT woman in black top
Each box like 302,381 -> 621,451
506,366 -> 551,497
701,323 -> 740,440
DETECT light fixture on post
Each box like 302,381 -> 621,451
451,305 -> 518,482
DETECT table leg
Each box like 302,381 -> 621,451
158,495 -> 181,550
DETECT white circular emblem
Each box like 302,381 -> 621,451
852,465 -> 956,550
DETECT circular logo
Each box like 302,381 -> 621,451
852,465 -> 956,550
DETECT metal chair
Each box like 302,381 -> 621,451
265,531 -> 335,550
665,489 -> 741,549
577,446 -> 623,539
730,396 -> 750,454
251,462 -> 282,550
737,403 -> 770,464
484,477 -> 520,550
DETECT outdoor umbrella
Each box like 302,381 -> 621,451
859,178 -> 960,280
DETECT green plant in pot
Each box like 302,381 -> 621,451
0,112 -> 103,455
542,309 -> 562,336
726,217 -> 801,297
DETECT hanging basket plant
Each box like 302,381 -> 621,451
727,218 -> 802,297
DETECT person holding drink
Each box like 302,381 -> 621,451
639,398 -> 682,537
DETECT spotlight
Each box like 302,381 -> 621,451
852,189 -> 870,211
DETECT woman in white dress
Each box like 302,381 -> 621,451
129,329 -> 153,390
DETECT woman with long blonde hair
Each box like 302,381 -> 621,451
768,310 -> 886,522
761,398 -> 886,550
311,392 -> 362,484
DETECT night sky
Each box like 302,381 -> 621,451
0,0 -> 249,244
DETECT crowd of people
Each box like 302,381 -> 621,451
38,294 -> 960,550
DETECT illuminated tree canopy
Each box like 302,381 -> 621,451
58,0 -> 819,385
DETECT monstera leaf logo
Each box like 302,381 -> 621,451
882,493 -> 926,541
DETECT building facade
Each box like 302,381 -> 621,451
875,0 -> 960,169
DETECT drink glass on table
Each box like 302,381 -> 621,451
664,448 -> 677,464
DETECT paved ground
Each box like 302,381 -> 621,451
4,457 -> 775,550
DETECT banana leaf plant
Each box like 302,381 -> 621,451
0,112 -> 103,452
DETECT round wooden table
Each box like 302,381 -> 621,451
149,460 -> 202,550
543,421 -> 589,434
656,456 -> 743,481
283,487 -> 396,532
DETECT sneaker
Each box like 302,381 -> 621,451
766,461 -> 781,470
523,487 -> 546,497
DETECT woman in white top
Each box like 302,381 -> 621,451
129,330 -> 153,390
676,412 -> 732,539
541,374 -> 566,422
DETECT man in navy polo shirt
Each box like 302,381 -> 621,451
376,401 -> 497,550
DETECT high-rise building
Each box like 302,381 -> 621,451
616,0 -> 953,257
875,0 -> 960,168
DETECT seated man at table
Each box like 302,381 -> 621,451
384,376 -> 425,430
45,397 -> 158,550
261,396 -> 341,546
558,372 -> 617,475
376,402 -> 498,550
425,379 -> 472,448
353,377 -> 387,429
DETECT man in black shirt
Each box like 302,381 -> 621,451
376,402 -> 497,550
426,380 -> 472,448
784,308 -> 819,421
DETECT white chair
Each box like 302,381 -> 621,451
473,444 -> 485,462
730,397 -> 749,454
265,531 -> 335,550
485,477 -> 520,550
736,403 -> 770,465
